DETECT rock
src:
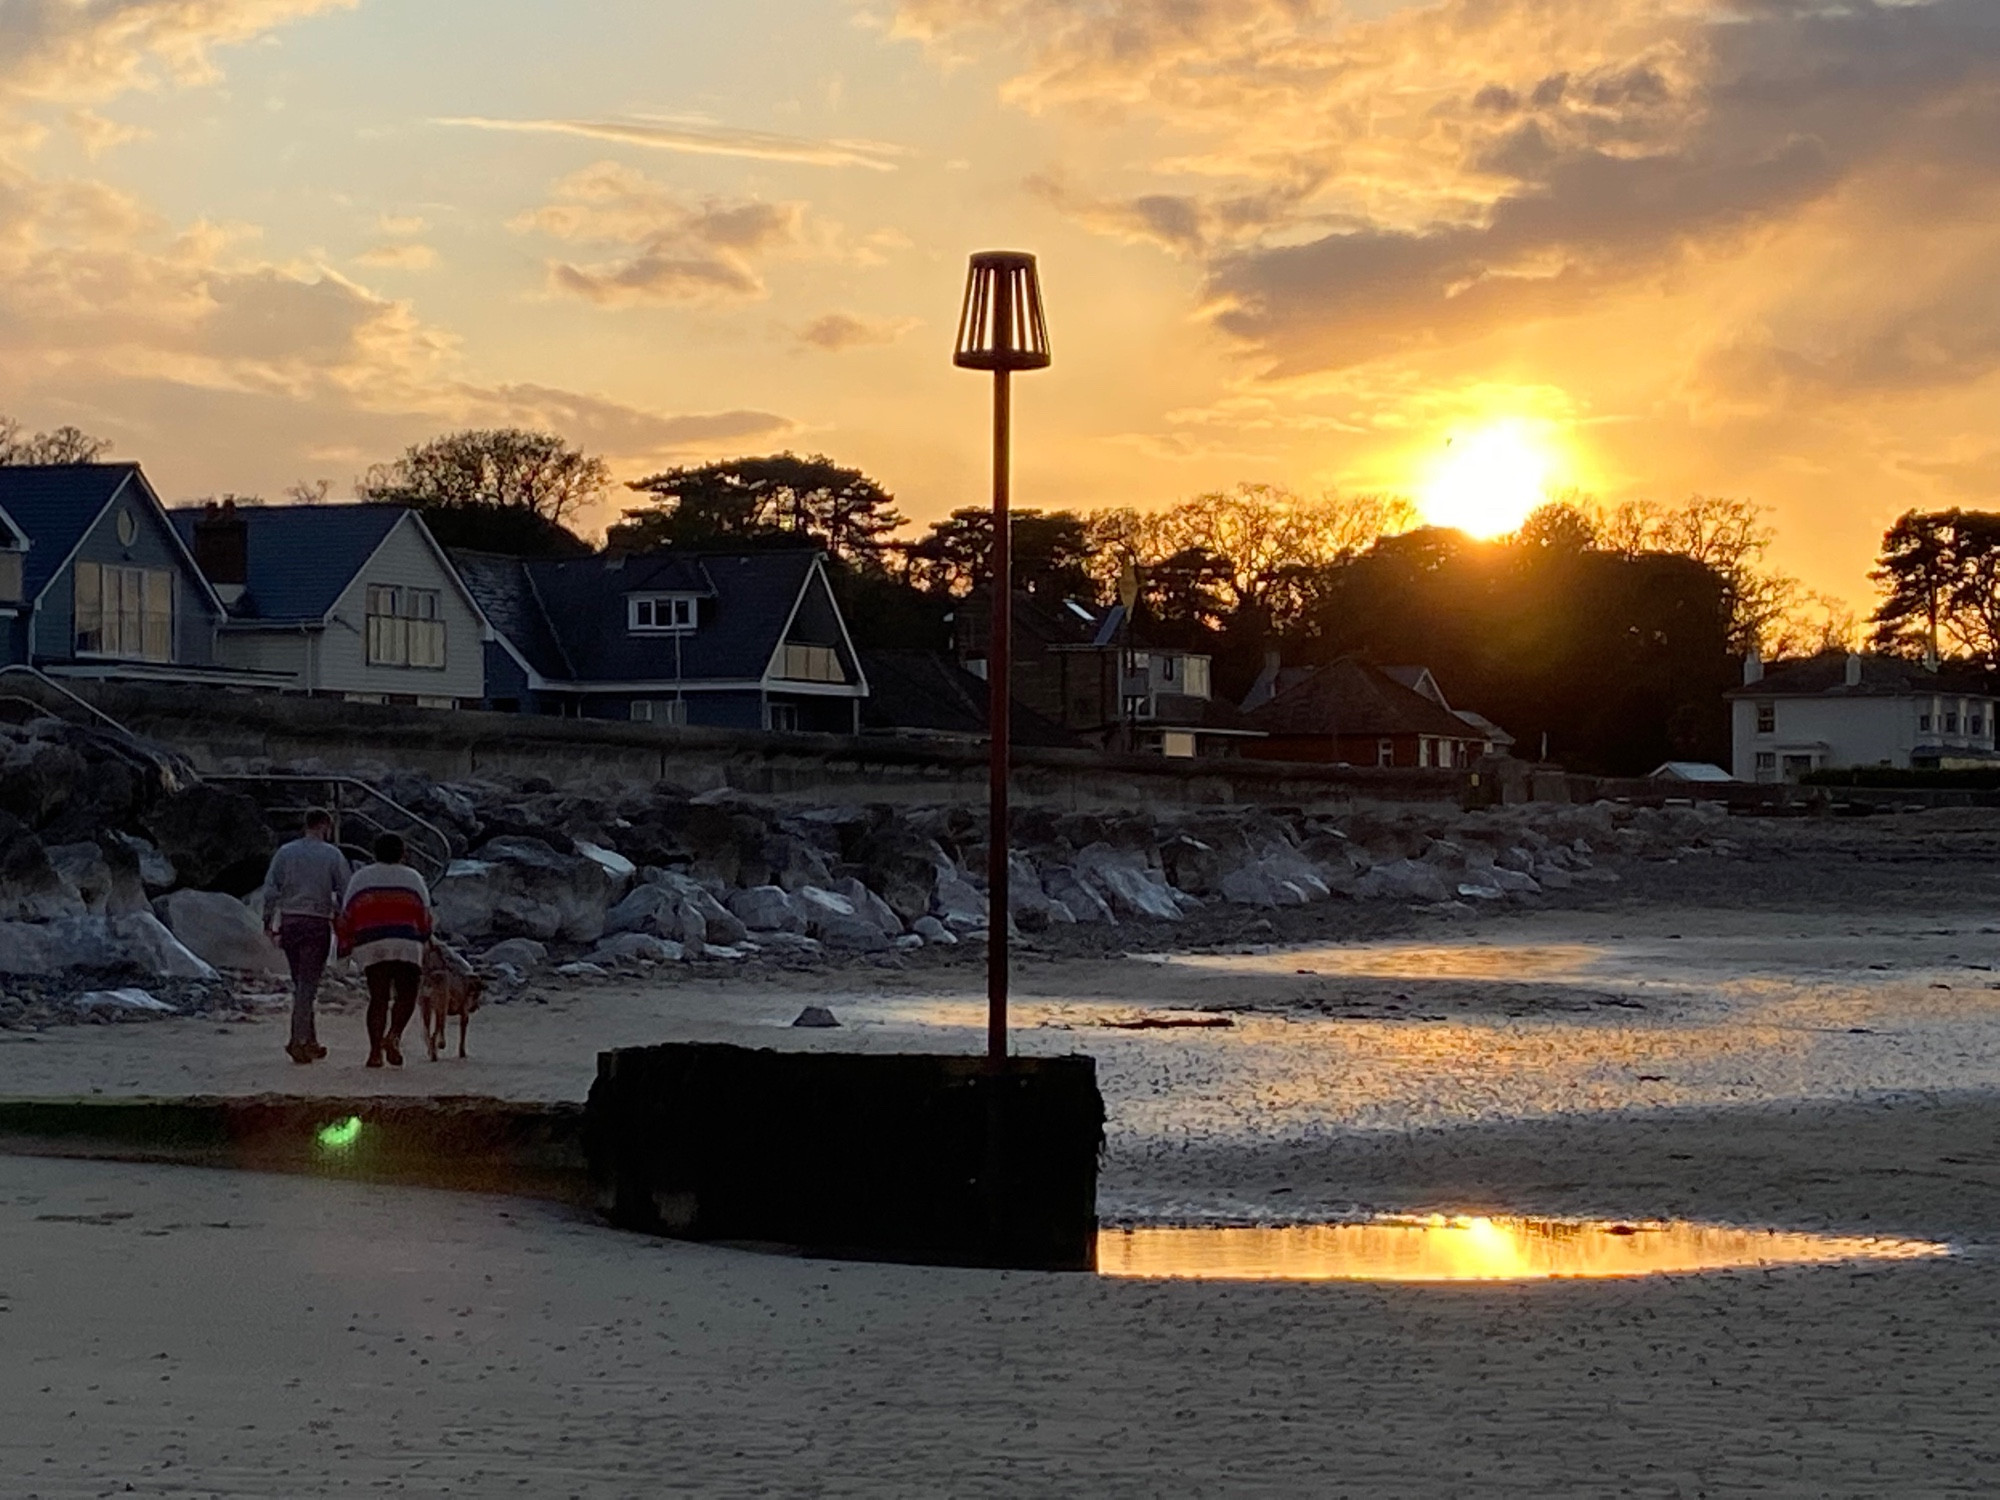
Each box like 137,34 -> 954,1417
555,961 -> 609,979
893,933 -> 924,951
1358,859 -> 1454,903
575,841 -> 636,901
1489,867 -> 1541,895
1456,881 -> 1505,902
1074,843 -> 1182,922
108,832 -> 177,893
480,937 -> 549,970
588,933 -> 684,966
1533,864 -> 1574,890
727,885 -> 806,934
436,838 -> 611,943
0,818 -> 85,922
1042,865 -> 1114,924
1220,861 -> 1311,908
604,883 -> 681,939
91,836 -> 153,917
160,889 -> 286,975
0,738 -> 86,827
114,914 -> 219,979
931,869 -> 989,934
675,898 -> 708,948
833,876 -> 904,938
1497,845 -> 1537,874
695,894 -> 748,946
1006,856 -> 1067,932
792,1005 -> 840,1028
71,987 -> 176,1014
142,784 -> 276,894
45,842 -> 113,914
747,931 -> 825,961
1159,834 -> 1234,897
793,885 -> 891,952
912,915 -> 957,945
763,833 -> 833,893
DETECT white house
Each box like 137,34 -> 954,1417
1726,651 -> 1999,782
171,500 -> 490,708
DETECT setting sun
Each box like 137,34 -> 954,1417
1418,420 -> 1560,539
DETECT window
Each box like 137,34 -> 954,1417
1419,738 -> 1433,768
1975,715 -> 1987,737
1946,713 -> 1960,733
1377,738 -> 1395,767
1183,658 -> 1211,700
1782,753 -> 1815,778
767,702 -> 800,732
74,561 -> 173,662
1160,655 -> 1177,683
1920,713 -> 1933,732
629,595 -> 696,633
779,643 -> 845,683
1755,751 -> 1776,772
1755,701 -> 1775,734
366,586 -> 445,669
630,699 -> 687,726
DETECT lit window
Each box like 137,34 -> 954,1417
1377,738 -> 1395,767
629,595 -> 696,633
366,586 -> 445,669
74,561 -> 173,662
1755,701 -> 1775,734
779,643 -> 845,683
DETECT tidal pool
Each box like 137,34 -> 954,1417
1097,1216 -> 1949,1282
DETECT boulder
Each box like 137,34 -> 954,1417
0,819 -> 85,922
1006,856 -> 1067,932
437,837 -> 612,943
575,841 -> 637,902
0,914 -> 216,979
90,835 -> 154,916
1219,860 -> 1311,909
46,842 -> 112,915
0,738 -> 86,827
480,937 -> 549,970
748,931 -> 825,961
141,784 -> 276,894
108,832 -> 177,893
849,827 -> 953,924
1042,865 -> 1114,924
727,885 -> 806,934
604,884 -> 682,939
793,886 -> 892,952
1489,866 -> 1542,895
1357,858 -> 1454,903
833,876 -> 905,938
492,896 -> 564,942
588,933 -> 684,966
1074,843 -> 1182,922
912,915 -> 957,946
1159,834 -> 1232,898
931,870 -> 989,934
1533,864 -> 1574,890
676,898 -> 708,949
160,889 -> 286,975
763,833 -> 834,894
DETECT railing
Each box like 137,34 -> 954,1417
0,664 -> 198,793
205,774 -> 454,887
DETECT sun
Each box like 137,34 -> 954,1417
1417,418 -> 1560,539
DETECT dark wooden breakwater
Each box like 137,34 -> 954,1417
0,1043 -> 1105,1272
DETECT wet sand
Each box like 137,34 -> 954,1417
8,844 -> 2000,1493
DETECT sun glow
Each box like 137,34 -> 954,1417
1418,419 -> 1561,539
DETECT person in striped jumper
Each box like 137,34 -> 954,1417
336,833 -> 434,1068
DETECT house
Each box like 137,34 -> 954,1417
454,546 -> 869,732
953,592 -> 1260,756
857,648 -> 1084,748
1650,761 -> 1736,784
0,463 -> 250,685
1241,656 -> 1497,768
169,500 -> 490,708
1727,651 -> 1999,782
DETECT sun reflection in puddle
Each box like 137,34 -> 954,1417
1097,1216 -> 1948,1282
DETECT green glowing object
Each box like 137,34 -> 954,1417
317,1116 -> 363,1152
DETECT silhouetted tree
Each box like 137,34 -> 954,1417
616,452 -> 904,563
359,429 -> 601,556
1869,508 -> 2000,671
0,417 -> 112,465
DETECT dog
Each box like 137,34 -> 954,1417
419,941 -> 484,1061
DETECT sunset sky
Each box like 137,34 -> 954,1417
2,0 -> 1998,607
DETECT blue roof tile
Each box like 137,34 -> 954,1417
0,464 -> 146,599
168,502 -> 406,622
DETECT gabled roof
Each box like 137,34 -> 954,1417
1727,652 -> 1994,700
858,649 -> 1083,748
454,546 -> 831,685
1651,761 -> 1735,782
1245,657 -> 1491,740
0,463 -> 223,613
0,500 -> 27,551
1383,665 -> 1449,708
168,502 -> 406,623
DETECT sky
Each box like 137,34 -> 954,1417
2,0 -> 1999,610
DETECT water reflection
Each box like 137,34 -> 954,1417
1098,1216 -> 1948,1282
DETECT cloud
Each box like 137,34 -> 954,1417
438,115 -> 910,172
794,311 -> 918,351
0,0 -> 355,110
354,241 -> 438,270
513,161 -> 807,305
68,109 -> 149,158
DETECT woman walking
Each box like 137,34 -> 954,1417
337,833 -> 434,1068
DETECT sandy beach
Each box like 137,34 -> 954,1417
8,826 -> 2000,1495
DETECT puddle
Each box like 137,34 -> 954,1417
1097,1216 -> 1949,1282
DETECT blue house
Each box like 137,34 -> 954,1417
451,547 -> 870,732
0,464 -> 256,684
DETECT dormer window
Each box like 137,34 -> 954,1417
629,594 -> 696,633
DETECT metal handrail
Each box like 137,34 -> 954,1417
0,666 -> 198,793
0,664 -> 130,735
206,773 -> 454,888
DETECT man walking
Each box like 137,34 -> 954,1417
260,809 -> 352,1065
337,833 -> 434,1069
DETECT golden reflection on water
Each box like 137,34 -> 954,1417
1097,1217 -> 1948,1282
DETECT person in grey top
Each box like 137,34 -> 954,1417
260,809 -> 352,1064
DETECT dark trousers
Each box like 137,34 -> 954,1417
278,915 -> 333,1047
364,961 -> 421,1055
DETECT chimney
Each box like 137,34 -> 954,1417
1844,652 -> 1863,688
193,499 -> 248,605
1742,648 -> 1763,686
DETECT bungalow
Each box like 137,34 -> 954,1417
0,463 -> 250,686
453,546 -> 869,733
1241,656 -> 1497,768
169,499 -> 490,708
1727,651 -> 1999,782
953,591 -> 1259,756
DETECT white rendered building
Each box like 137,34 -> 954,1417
1727,651 -> 1999,782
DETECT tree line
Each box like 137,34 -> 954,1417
9,413 -> 1986,772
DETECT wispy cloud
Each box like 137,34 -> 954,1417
437,115 -> 910,172
794,311 -> 919,352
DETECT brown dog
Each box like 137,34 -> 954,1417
419,942 -> 483,1061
